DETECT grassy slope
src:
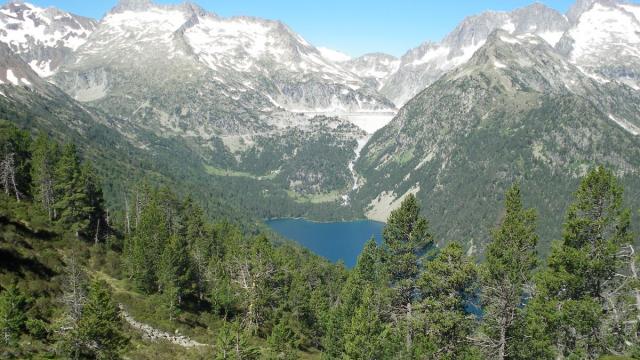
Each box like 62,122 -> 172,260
0,195 -> 321,359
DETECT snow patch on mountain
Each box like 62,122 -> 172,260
0,2 -> 96,76
6,69 -> 18,85
609,114 -> 640,136
318,47 -> 352,62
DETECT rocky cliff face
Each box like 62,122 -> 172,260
381,3 -> 570,106
355,30 -> 640,253
0,2 -> 96,77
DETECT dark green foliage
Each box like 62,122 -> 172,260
157,234 -> 193,320
0,283 -> 27,346
30,134 -> 59,220
0,122 -> 31,199
525,167 -> 634,359
2,119 -> 639,359
382,194 -> 433,354
214,320 -> 260,360
383,194 -> 433,310
75,280 -> 128,359
416,243 -> 478,359
265,320 -> 297,360
479,184 -> 538,360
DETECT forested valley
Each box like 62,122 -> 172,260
1,120 -> 639,360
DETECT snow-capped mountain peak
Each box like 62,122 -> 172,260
380,2 -> 569,106
559,0 -> 640,89
0,1 -> 97,77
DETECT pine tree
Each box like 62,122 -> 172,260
54,143 -> 92,237
417,243 -> 478,359
76,280 -> 128,359
157,235 -> 193,320
477,184 -> 538,360
214,320 -> 259,360
228,235 -> 282,334
125,190 -> 169,293
323,239 -> 387,358
30,134 -> 59,220
183,198 -> 215,300
81,163 -> 107,244
342,285 -> 387,360
265,319 -> 297,360
382,194 -> 433,353
527,166 -> 632,359
0,284 -> 27,346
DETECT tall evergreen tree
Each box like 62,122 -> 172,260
81,163 -> 107,244
526,166 -> 633,359
54,143 -> 92,237
323,239 -> 387,358
382,194 -> 433,353
125,190 -> 169,293
342,285 -> 389,360
76,280 -> 128,359
417,243 -> 478,359
265,319 -> 297,360
0,284 -> 27,346
30,134 -> 59,220
182,197 -> 215,300
478,183 -> 538,360
157,234 -> 193,320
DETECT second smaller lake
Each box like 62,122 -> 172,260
266,218 -> 385,268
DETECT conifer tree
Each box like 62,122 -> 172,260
323,239 -> 387,358
265,319 -> 297,360
417,243 -> 478,359
54,143 -> 92,237
382,194 -> 433,353
30,134 -> 59,220
76,280 -> 128,359
0,284 -> 27,346
214,320 -> 259,360
342,285 -> 387,360
527,166 -> 632,359
183,198 -> 215,300
81,163 -> 106,244
157,235 -> 193,320
125,190 -> 169,293
477,184 -> 538,360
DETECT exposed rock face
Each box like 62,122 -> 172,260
0,2 -> 96,77
381,3 -> 570,106
558,0 -> 640,90
356,30 -> 640,253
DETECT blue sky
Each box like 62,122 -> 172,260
25,0 -> 590,56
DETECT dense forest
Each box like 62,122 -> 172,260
1,120 -> 639,359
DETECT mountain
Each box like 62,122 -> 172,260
54,0 -> 393,119
354,30 -> 640,254
344,53 -> 400,90
381,3 -> 570,106
0,1 -> 96,77
46,0 -> 396,198
558,0 -> 640,90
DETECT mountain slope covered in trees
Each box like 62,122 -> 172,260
354,30 -> 640,254
1,122 -> 639,359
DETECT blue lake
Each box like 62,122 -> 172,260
266,218 -> 385,268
